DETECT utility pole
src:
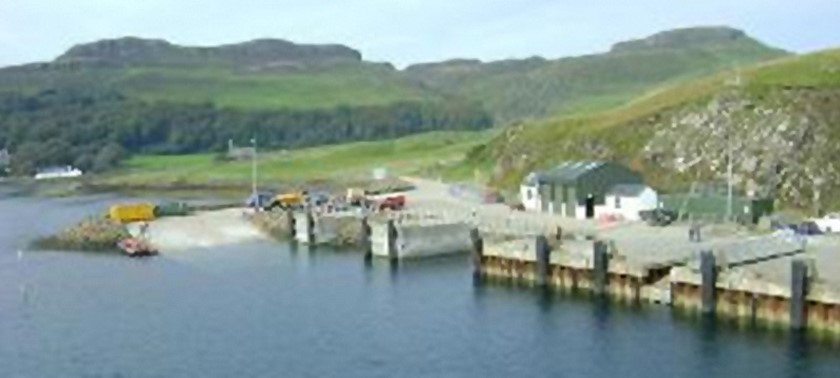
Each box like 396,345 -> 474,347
251,136 -> 258,198
725,67 -> 741,221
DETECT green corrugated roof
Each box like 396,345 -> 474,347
528,161 -> 605,184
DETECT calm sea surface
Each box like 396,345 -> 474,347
1,190 -> 839,377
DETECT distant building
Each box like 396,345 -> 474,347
227,140 -> 255,160
34,165 -> 83,180
520,161 -> 645,219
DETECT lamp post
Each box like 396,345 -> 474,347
251,136 -> 258,200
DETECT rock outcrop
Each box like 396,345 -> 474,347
55,37 -> 363,71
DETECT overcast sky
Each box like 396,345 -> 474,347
1,0 -> 838,68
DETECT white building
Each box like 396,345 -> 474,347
34,166 -> 83,180
603,184 -> 659,221
520,172 -> 542,211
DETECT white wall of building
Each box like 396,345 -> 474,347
520,185 -> 541,211
603,187 -> 658,221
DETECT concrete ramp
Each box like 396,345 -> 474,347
128,208 -> 267,252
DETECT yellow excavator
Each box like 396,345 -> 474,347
265,192 -> 305,210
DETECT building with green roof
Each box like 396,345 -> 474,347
520,161 -> 644,219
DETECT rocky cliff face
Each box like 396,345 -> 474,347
55,37 -> 363,71
610,26 -> 753,52
643,89 -> 840,213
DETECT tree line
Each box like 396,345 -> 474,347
0,89 -> 493,175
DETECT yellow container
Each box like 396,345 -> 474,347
109,203 -> 156,223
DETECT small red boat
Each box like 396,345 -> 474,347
117,238 -> 158,257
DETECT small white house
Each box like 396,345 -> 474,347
603,184 -> 658,221
520,172 -> 542,211
34,166 -> 83,180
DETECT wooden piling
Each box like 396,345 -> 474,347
470,228 -> 483,280
700,250 -> 717,315
305,211 -> 316,245
790,259 -> 809,330
360,216 -> 372,258
285,209 -> 296,239
593,240 -> 609,295
535,235 -> 550,287
386,219 -> 398,260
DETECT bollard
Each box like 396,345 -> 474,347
593,240 -> 609,295
470,228 -> 483,280
790,259 -> 809,330
359,216 -> 372,258
306,211 -> 316,245
535,235 -> 550,287
386,219 -> 398,260
285,209 -> 296,239
700,250 -> 717,314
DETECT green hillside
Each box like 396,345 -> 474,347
0,38 -> 434,109
102,130 -> 493,187
0,27 -> 795,179
458,48 -> 840,213
405,27 -> 789,122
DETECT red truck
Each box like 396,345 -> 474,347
378,195 -> 406,211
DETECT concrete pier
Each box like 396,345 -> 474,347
477,229 -> 840,335
370,218 -> 473,259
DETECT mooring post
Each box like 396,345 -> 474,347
535,235 -> 550,287
360,216 -> 372,259
306,210 -> 316,245
790,259 -> 809,330
470,228 -> 483,281
386,219 -> 398,260
700,250 -> 717,314
593,240 -> 609,295
285,209 -> 296,239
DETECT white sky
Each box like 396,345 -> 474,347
0,0 -> 838,68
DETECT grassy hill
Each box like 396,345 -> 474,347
456,48 -> 840,213
0,38 -> 436,109
405,27 -> 789,122
0,27 -> 796,181
100,130 -> 493,187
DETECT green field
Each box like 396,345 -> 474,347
102,130 -> 494,187
116,65 -> 433,109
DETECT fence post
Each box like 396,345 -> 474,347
593,240 -> 609,295
700,250 -> 717,314
790,259 -> 809,330
535,235 -> 550,287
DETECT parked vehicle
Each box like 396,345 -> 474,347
639,208 -> 678,226
346,188 -> 367,206
265,192 -> 304,210
771,220 -> 823,236
509,203 -> 525,211
812,213 -> 840,233
246,192 -> 274,209
109,203 -> 156,223
378,195 -> 406,211
308,192 -> 331,207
